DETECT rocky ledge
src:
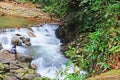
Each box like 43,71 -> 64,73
0,52 -> 40,80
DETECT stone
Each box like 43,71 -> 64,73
5,76 -> 19,80
0,62 -> 10,72
16,73 -> 24,79
15,67 -> 36,80
18,56 -> 32,62
11,37 -> 22,46
27,31 -> 36,37
20,37 -> 26,43
15,34 -> 21,36
25,38 -> 30,42
23,74 -> 35,80
20,37 -> 31,46
0,42 -> 3,50
24,41 -> 31,46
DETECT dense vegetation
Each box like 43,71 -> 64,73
35,0 -> 120,79
6,0 -> 120,79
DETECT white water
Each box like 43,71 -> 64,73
0,24 -> 76,79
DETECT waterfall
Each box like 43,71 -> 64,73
0,24 -> 77,79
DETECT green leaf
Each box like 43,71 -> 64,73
108,46 -> 119,53
66,60 -> 72,67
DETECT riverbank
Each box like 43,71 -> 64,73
0,50 -> 40,80
0,1 -> 60,28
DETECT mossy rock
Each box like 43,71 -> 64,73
15,67 -> 36,80
87,69 -> 120,80
0,62 -> 9,72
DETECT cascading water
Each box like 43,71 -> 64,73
0,24 -> 76,79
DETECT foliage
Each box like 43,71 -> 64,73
30,0 -> 120,32
65,27 -> 120,76
12,0 -> 120,78
55,64 -> 87,80
17,0 -> 120,32
0,74 -> 4,80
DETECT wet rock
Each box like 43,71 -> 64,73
20,37 -> 26,43
15,34 -> 21,36
11,37 -> 22,46
18,56 -> 32,62
15,67 -> 36,80
24,41 -> 31,46
27,31 -> 36,37
55,23 -> 79,44
0,62 -> 10,72
20,37 -> 31,46
0,42 -> 3,50
26,38 -> 30,42
31,63 -> 37,69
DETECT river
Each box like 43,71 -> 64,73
0,24 -> 76,79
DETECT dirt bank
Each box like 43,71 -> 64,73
0,1 -> 59,24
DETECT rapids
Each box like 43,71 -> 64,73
0,24 -> 75,79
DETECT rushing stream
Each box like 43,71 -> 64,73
0,24 -> 73,79
0,24 -> 86,79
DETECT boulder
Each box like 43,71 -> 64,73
27,31 -> 36,37
11,37 -> 22,46
0,62 -> 10,72
18,56 -> 32,62
20,37 -> 31,46
15,67 -> 36,80
20,37 -> 26,43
